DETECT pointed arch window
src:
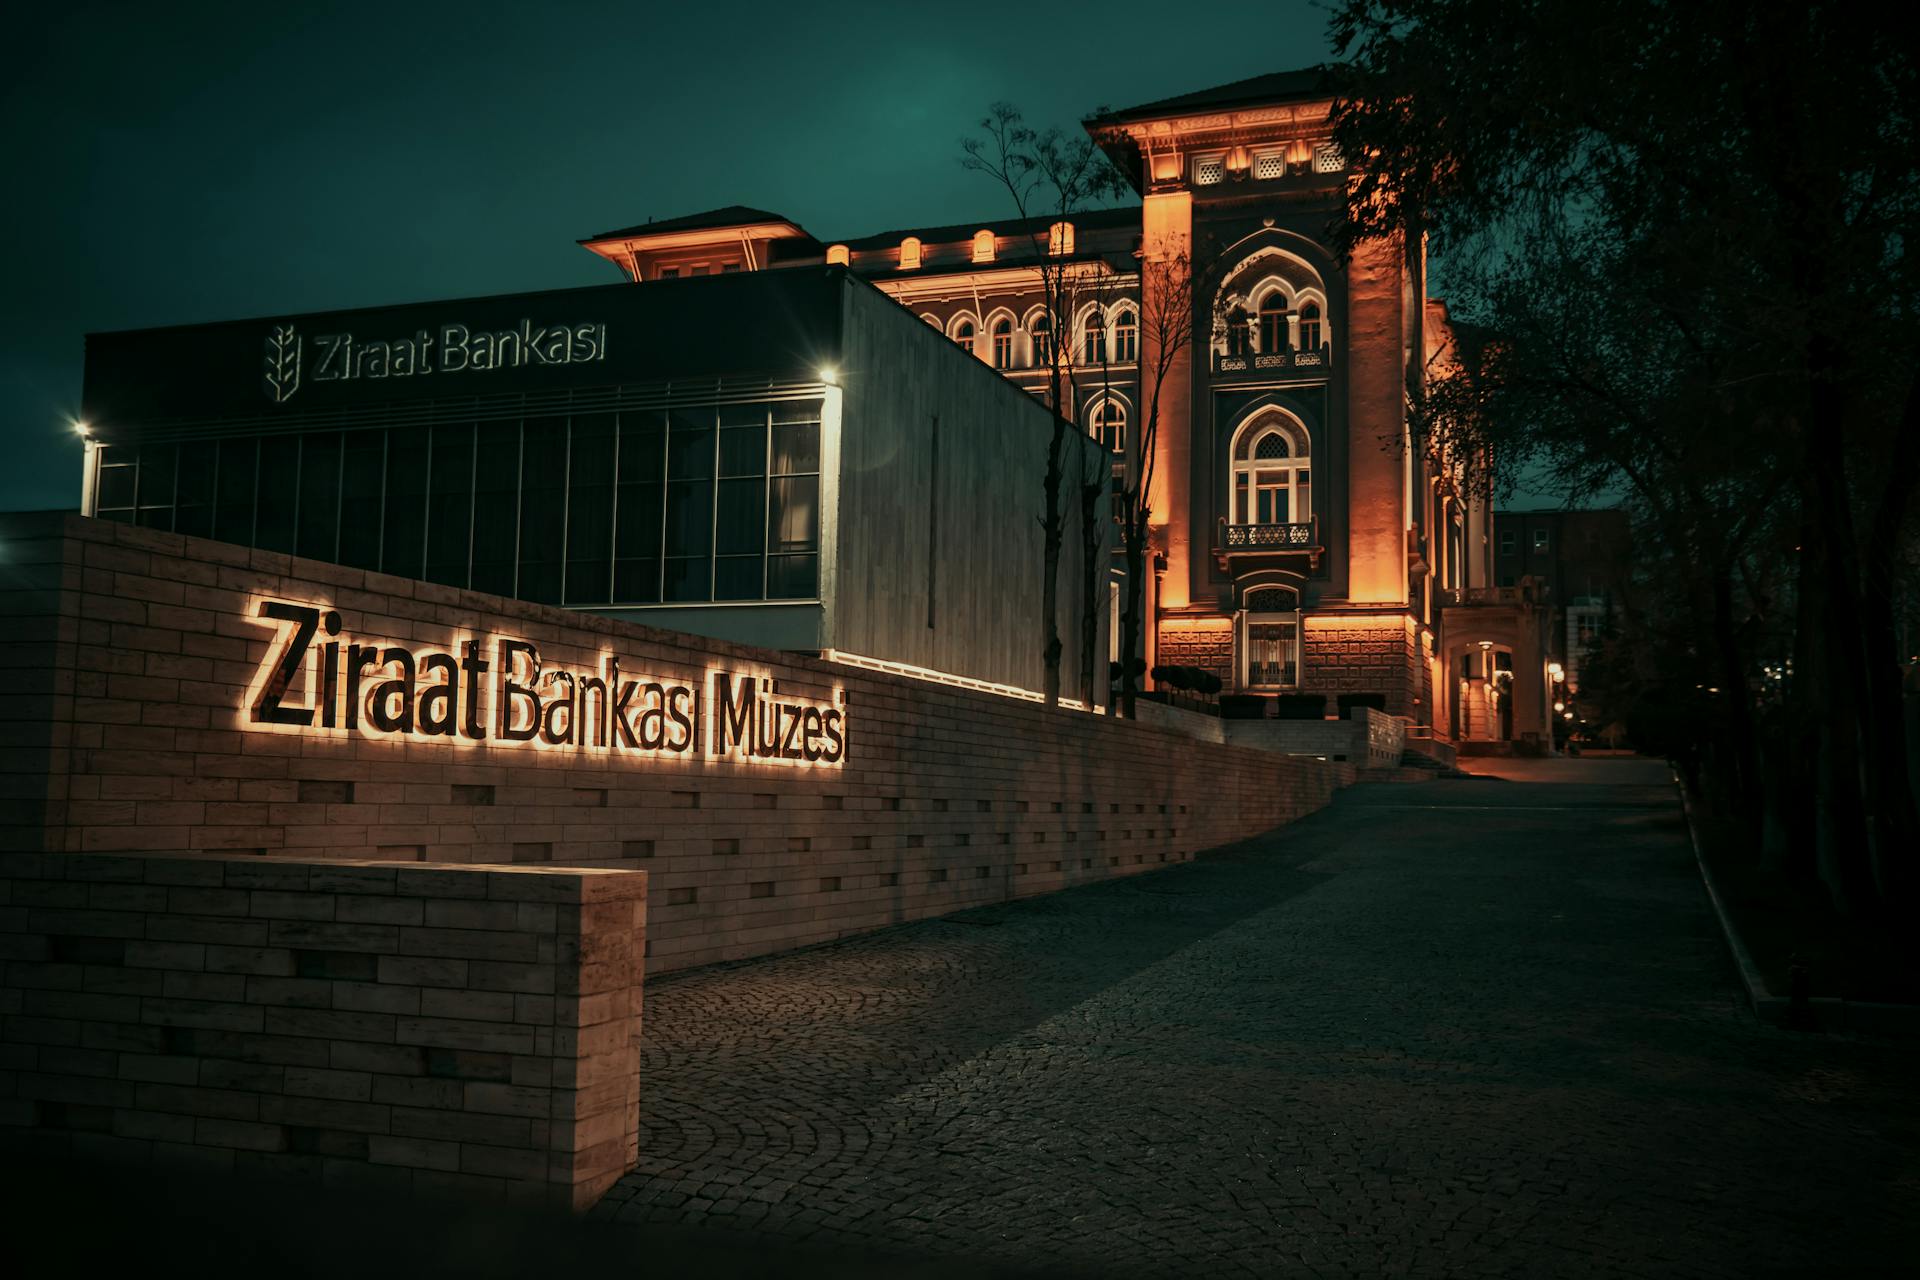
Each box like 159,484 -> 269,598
1081,313 -> 1106,365
1112,309 -> 1138,363
1299,300 -> 1323,351
1029,314 -> 1052,366
1231,419 -> 1311,526
953,319 -> 976,355
991,317 -> 1013,369
1258,296 -> 1289,353
1240,586 -> 1301,690
1089,399 -> 1126,455
1225,307 -> 1252,357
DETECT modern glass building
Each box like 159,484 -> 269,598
78,268 -> 1110,699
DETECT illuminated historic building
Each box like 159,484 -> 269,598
575,70 -> 1554,748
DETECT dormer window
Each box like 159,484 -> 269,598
1048,222 -> 1074,256
826,244 -> 850,266
1193,155 -> 1226,186
900,237 -> 923,270
972,230 -> 996,263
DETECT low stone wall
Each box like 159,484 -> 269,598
2,513 -> 1351,976
1225,708 -> 1406,770
0,852 -> 644,1209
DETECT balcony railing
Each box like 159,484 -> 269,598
1221,520 -> 1317,550
1213,346 -> 1333,376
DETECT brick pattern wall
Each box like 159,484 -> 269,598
0,852 -> 644,1208
2,514 -> 1349,977
1155,618 -> 1233,686
1301,617 -> 1422,717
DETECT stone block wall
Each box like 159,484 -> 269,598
1154,617 -> 1233,687
1,513 -> 1350,977
1223,709 -> 1404,770
0,852 -> 644,1209
1301,615 -> 1422,717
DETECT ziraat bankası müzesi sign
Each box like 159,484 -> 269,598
242,600 -> 846,768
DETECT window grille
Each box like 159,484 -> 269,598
1253,151 -> 1286,180
1194,156 -> 1225,186
1312,143 -> 1344,174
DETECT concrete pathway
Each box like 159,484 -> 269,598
595,757 -> 1919,1277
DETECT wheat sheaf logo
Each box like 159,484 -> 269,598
263,324 -> 302,403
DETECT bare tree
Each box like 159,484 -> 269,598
1114,248 -> 1199,718
963,104 -> 1127,706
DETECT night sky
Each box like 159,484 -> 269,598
2,1 -> 1335,513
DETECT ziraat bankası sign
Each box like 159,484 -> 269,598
242,600 -> 846,768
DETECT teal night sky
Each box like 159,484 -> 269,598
2,1 -> 1332,512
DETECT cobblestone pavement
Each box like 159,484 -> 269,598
595,758 -> 1920,1277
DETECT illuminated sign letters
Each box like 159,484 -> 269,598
244,600 -> 845,768
263,319 -> 608,403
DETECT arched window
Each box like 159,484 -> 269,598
1225,307 -> 1252,357
1257,296 -> 1288,353
900,237 -> 922,270
972,230 -> 996,263
826,244 -> 850,266
953,319 -> 976,354
1081,312 -> 1106,364
1112,309 -> 1138,363
1299,300 -> 1322,350
1029,314 -> 1053,366
1230,418 -> 1312,526
1089,399 -> 1126,455
991,318 -> 1013,369
1241,586 -> 1300,690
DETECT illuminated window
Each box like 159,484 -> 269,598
826,244 -> 850,265
1298,300 -> 1323,351
972,230 -> 996,263
1089,399 -> 1126,455
1253,151 -> 1286,180
1048,221 -> 1075,255
1257,295 -> 1288,352
1194,155 -> 1226,186
953,318 -> 976,354
1081,313 -> 1106,364
1241,587 -> 1301,689
992,318 -> 1013,369
1112,309 -> 1137,362
1313,143 -> 1344,174
900,237 -> 922,269
1230,417 -> 1311,526
1029,314 -> 1053,366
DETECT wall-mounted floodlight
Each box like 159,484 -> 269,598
72,420 -> 91,437
818,366 -> 839,386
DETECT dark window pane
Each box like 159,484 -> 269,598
337,430 -> 386,571
98,507 -> 133,524
770,421 -> 819,475
663,556 -> 711,602
470,420 -> 520,597
768,475 -> 819,554
718,404 -> 767,478
715,477 -> 766,556
137,444 -> 177,511
713,554 -> 764,601
174,442 -> 216,539
767,554 -> 818,600
297,432 -> 341,562
134,505 -> 173,530
667,407 -> 714,480
772,400 -> 823,425
613,559 -> 660,604
564,414 -> 615,605
214,438 -> 257,546
664,479 -> 711,557
425,423 -> 474,588
517,416 -> 567,605
96,460 -> 136,510
254,436 -> 300,553
382,427 -> 428,579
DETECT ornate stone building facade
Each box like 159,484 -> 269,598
578,70 -> 1554,747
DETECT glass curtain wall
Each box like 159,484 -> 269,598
86,400 -> 823,605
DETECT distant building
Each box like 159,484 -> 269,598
1494,509 -> 1630,692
